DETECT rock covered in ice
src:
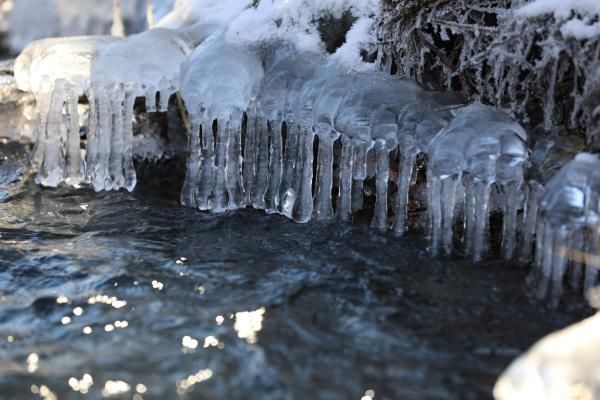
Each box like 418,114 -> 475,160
427,102 -> 527,260
532,153 -> 600,306
494,312 -> 600,400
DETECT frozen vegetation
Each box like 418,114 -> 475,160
4,0 -> 600,307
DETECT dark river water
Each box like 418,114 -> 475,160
0,142 -> 589,400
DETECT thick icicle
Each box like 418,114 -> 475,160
181,117 -> 202,208
226,118 -> 245,210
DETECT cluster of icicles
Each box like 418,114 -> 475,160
15,28 -> 600,306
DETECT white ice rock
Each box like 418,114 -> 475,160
427,102 -> 527,260
179,31 -> 264,212
494,312 -> 600,400
532,153 -> 600,307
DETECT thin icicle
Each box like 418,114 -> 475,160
108,86 -> 125,190
313,132 -> 339,221
227,118 -> 245,210
292,128 -> 315,223
279,122 -> 299,217
251,117 -> 269,209
196,117 -> 215,211
65,86 -> 83,186
501,181 -> 521,260
392,151 -> 416,235
243,110 -> 257,206
371,141 -> 391,230
471,182 -> 491,262
336,137 -> 353,221
122,86 -> 137,192
181,117 -> 201,208
519,181 -> 544,263
211,118 -> 230,212
265,121 -> 283,214
37,84 -> 68,187
441,175 -> 460,256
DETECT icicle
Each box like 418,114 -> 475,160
243,110 -> 257,206
471,181 -> 491,262
196,117 -> 215,211
428,175 -> 443,256
391,150 -> 416,235
371,141 -> 391,231
278,122 -> 299,217
32,91 -> 53,169
211,118 -> 230,213
292,128 -> 315,223
37,83 -> 68,187
85,89 -> 99,185
251,117 -> 269,209
313,131 -> 339,221
122,86 -> 137,192
265,121 -> 283,214
336,137 -> 353,221
226,117 -> 245,210
501,181 -> 521,260
108,85 -> 125,190
181,117 -> 202,208
91,86 -> 112,192
65,86 -> 83,186
519,181 -> 544,263
463,177 -> 475,257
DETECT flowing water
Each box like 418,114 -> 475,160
0,142 -> 589,400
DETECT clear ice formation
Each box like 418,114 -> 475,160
15,27 -> 195,191
529,154 -> 600,307
427,102 -> 528,261
16,25 -> 569,278
179,32 -> 265,213
494,312 -> 600,400
175,34 -> 532,270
